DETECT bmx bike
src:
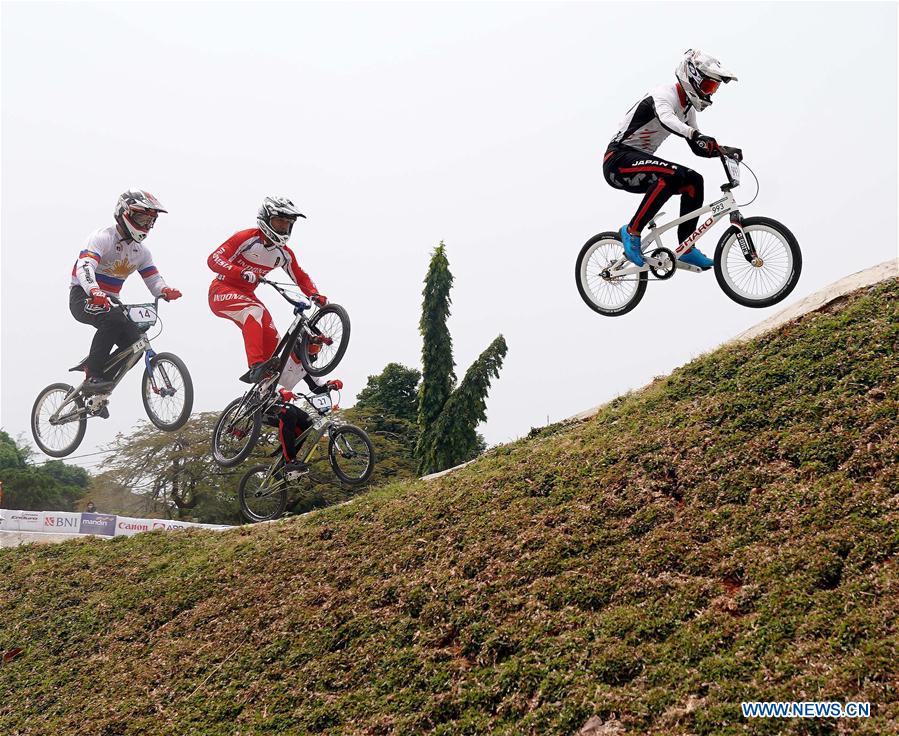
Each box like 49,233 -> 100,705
31,295 -> 193,457
576,146 -> 801,316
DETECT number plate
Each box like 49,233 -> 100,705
132,337 -> 149,354
710,198 -> 728,215
128,305 -> 158,325
310,393 -> 332,411
725,157 -> 741,184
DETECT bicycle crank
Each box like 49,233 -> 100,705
647,247 -> 676,280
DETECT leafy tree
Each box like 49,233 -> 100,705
0,430 -> 89,511
96,397 -> 421,524
356,363 -> 421,422
97,413 -> 241,523
414,244 -> 508,474
78,475 -> 153,516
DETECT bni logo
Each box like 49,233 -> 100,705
44,516 -> 78,529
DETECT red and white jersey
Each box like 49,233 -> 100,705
71,225 -> 167,296
208,228 -> 318,296
280,355 -> 327,392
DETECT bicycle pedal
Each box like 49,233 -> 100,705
675,260 -> 705,273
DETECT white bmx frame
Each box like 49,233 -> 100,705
608,154 -> 757,276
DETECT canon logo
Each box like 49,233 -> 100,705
118,521 -> 150,531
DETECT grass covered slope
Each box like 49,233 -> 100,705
2,281 -> 897,736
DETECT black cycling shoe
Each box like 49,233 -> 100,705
283,461 -> 309,479
98,406 -> 110,419
240,357 -> 279,384
83,377 -> 114,394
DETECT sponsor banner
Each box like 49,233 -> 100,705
78,513 -> 116,537
114,516 -> 155,536
42,512 -> 81,532
151,519 -> 192,532
1,510 -> 233,540
0,510 -> 43,532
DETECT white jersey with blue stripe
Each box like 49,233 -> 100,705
70,225 -> 166,297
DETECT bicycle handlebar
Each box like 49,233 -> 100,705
718,145 -> 743,162
107,294 -> 163,309
259,277 -> 311,312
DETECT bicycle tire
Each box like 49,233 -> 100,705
238,464 -> 288,523
31,383 -> 87,458
714,216 -> 802,308
141,352 -> 194,431
301,303 -> 351,377
211,396 -> 263,468
575,232 -> 647,316
328,424 -> 375,485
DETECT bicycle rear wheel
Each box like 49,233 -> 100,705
142,352 -> 194,431
301,304 -> 350,377
238,464 -> 289,522
328,425 -> 375,485
31,383 -> 87,458
575,232 -> 647,316
211,396 -> 262,467
714,216 -> 801,308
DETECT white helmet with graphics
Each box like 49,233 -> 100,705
675,49 -> 737,111
257,196 -> 306,247
114,190 -> 167,243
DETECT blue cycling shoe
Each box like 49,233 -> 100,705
679,247 -> 714,270
619,226 -> 645,267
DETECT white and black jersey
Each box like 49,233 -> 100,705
611,83 -> 698,154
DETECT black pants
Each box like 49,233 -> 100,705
265,403 -> 314,462
603,145 -> 704,244
69,286 -> 142,378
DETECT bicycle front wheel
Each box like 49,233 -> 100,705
575,232 -> 647,316
328,425 -> 375,485
238,464 -> 289,523
211,397 -> 262,467
301,304 -> 350,377
142,352 -> 194,431
714,216 -> 801,308
31,383 -> 87,458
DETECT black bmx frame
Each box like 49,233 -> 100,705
52,297 -> 163,424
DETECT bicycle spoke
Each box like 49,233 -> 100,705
242,469 -> 288,521
145,359 -> 186,425
331,431 -> 372,481
34,388 -> 83,454
580,240 -> 639,310
722,225 -> 793,300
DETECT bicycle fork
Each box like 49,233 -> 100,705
729,211 -> 761,265
143,349 -> 177,398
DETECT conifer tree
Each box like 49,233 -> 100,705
415,244 -> 508,474
416,242 -> 455,432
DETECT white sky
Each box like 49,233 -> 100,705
2,1 -> 897,473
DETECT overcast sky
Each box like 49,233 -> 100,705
2,1 -> 896,473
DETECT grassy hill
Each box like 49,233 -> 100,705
1,279 -> 896,736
